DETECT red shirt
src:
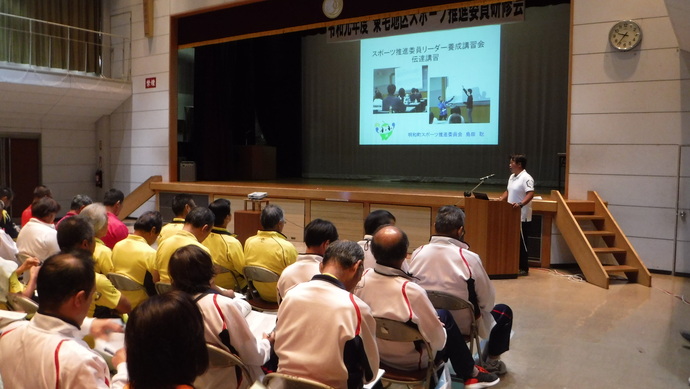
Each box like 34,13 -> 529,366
21,205 -> 32,227
101,212 -> 129,249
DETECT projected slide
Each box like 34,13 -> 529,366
360,25 -> 501,145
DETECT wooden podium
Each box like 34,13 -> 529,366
234,200 -> 269,245
463,198 -> 521,278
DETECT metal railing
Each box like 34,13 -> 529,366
0,12 -> 130,81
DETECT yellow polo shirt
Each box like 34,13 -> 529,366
242,230 -> 298,302
93,238 -> 114,275
202,227 -> 246,291
157,218 -> 185,244
112,234 -> 156,309
88,273 -> 121,318
155,229 -> 209,283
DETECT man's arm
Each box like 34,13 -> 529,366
496,190 -> 509,202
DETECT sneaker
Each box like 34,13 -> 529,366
484,358 -> 507,375
465,366 -> 500,389
518,269 -> 529,276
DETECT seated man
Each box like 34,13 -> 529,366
57,217 -> 132,318
358,210 -> 408,271
0,254 -> 40,310
56,194 -> 93,228
203,198 -> 246,291
242,204 -> 297,302
153,207 -> 214,284
111,211 -> 163,308
409,205 -> 513,375
277,218 -> 338,303
275,240 -> 378,388
79,203 -> 115,275
102,189 -> 129,249
21,185 -> 52,227
0,251 -> 127,388
158,193 -> 196,244
355,226 -> 499,388
16,197 -> 61,261
0,187 -> 19,239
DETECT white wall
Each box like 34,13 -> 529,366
569,0 -> 690,271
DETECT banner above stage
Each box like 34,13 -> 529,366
327,0 -> 525,43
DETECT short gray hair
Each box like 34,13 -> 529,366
78,203 -> 108,233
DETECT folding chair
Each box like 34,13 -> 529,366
155,282 -> 173,295
107,273 -> 145,292
205,343 -> 252,384
263,372 -> 336,389
243,266 -> 279,312
374,317 -> 436,389
214,264 -> 243,292
425,290 -> 482,357
6,293 -> 38,318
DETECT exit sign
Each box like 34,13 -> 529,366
145,77 -> 157,88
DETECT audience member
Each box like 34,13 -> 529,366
0,186 -> 19,239
0,251 -> 127,388
275,240 -> 378,388
154,206 -> 214,284
382,84 -> 406,113
158,193 -> 196,244
358,210 -> 396,270
409,206 -> 513,375
101,189 -> 129,249
242,204 -> 297,302
0,200 -> 18,262
125,290 -> 208,389
169,245 -> 271,388
16,196 -> 61,261
79,203 -> 115,275
57,217 -> 132,318
202,198 -> 246,291
276,218 -> 338,303
355,226 -> 499,388
0,254 -> 40,310
20,185 -> 52,227
111,211 -> 162,309
56,194 -> 93,228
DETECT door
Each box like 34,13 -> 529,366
675,146 -> 690,274
0,137 -> 40,223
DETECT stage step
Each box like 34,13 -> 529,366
553,190 -> 651,289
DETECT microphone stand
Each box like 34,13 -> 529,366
464,178 -> 487,197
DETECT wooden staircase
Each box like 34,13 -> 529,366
553,190 -> 651,289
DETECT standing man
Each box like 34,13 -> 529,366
496,154 -> 535,276
0,251 -> 128,388
463,87 -> 474,123
277,218 -> 338,303
242,204 -> 298,303
102,189 -> 129,249
275,240 -> 378,388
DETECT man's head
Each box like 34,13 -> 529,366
133,211 -> 163,245
510,154 -> 527,170
321,240 -> 365,292
387,84 -> 396,95
57,216 -> 96,253
78,203 -> 109,239
69,194 -> 93,212
208,198 -> 232,228
371,225 -> 409,268
171,194 -> 196,218
103,189 -> 125,215
169,245 -> 215,294
260,204 -> 285,232
0,187 -> 13,207
32,197 -> 61,223
184,207 -> 215,242
434,205 -> 465,240
364,210 -> 396,236
37,251 -> 96,322
304,218 -> 338,255
31,185 -> 52,201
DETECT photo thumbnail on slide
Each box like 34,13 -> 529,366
360,24 -> 501,145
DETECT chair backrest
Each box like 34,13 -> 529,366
263,372 -> 335,389
6,293 -> 38,318
107,273 -> 145,292
16,252 -> 32,264
374,317 -> 435,388
206,343 -> 252,383
155,282 -> 173,295
244,266 -> 280,283
425,290 -> 482,356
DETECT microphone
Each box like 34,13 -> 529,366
479,173 -> 495,181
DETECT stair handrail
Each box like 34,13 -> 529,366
119,176 -> 162,220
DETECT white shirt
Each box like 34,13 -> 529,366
507,170 -> 535,222
16,218 -> 60,260
276,253 -> 322,303
409,236 -> 497,338
0,313 -> 127,389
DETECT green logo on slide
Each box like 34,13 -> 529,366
375,122 -> 395,140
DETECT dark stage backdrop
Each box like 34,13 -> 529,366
188,4 -> 568,187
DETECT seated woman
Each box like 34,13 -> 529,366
125,290 -> 209,389
0,251 -> 40,310
169,245 -> 273,389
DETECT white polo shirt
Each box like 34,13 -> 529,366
507,170 -> 535,222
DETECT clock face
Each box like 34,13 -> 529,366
609,21 -> 642,51
322,0 -> 343,19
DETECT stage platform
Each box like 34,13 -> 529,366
148,178 -> 558,272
